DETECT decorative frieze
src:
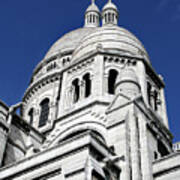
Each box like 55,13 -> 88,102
23,74 -> 60,104
67,58 -> 94,74
104,55 -> 137,67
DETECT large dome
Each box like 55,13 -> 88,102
45,27 -> 97,59
72,25 -> 149,62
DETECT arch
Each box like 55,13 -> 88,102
59,129 -> 105,144
87,15 -> 89,23
83,73 -> 91,98
108,69 -> 118,94
72,79 -> 80,103
48,122 -> 107,147
39,98 -> 50,127
28,108 -> 34,125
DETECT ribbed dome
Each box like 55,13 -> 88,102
45,28 -> 97,59
72,26 -> 150,63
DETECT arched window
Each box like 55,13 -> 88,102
28,108 -> 34,125
147,82 -> 152,106
105,14 -> 107,23
108,69 -> 118,95
83,73 -> 91,98
93,15 -> 95,23
90,14 -> 92,23
108,12 -> 111,22
112,13 -> 115,22
154,90 -> 158,111
72,79 -> 80,103
39,98 -> 49,127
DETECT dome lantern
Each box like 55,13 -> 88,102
84,0 -> 100,28
102,0 -> 119,26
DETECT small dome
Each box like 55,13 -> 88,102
86,2 -> 100,13
102,0 -> 118,12
72,26 -> 150,63
44,28 -> 97,59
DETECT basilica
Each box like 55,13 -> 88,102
0,0 -> 180,179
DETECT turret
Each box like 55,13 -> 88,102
84,0 -> 100,27
102,0 -> 119,26
115,68 -> 141,98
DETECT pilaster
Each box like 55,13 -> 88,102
93,55 -> 104,97
160,88 -> 169,129
137,61 -> 148,106
138,112 -> 153,180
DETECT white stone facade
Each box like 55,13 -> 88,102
0,0 -> 179,180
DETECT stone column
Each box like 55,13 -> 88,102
58,72 -> 68,115
25,136 -> 34,157
50,101 -> 56,121
34,108 -> 40,128
150,89 -> 155,110
156,91 -> 162,115
137,61 -> 148,106
160,88 -> 169,128
85,157 -> 93,180
66,86 -> 74,108
93,55 -> 104,97
80,80 -> 85,100
104,73 -> 109,95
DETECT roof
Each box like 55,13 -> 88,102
86,2 -> 100,13
102,1 -> 118,11
72,26 -> 149,63
44,27 -> 97,59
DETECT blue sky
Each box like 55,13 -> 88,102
0,0 -> 180,142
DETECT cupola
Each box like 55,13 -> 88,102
102,0 -> 119,26
84,0 -> 100,27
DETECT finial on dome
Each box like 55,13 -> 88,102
91,0 -> 95,4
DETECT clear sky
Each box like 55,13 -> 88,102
0,0 -> 179,142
